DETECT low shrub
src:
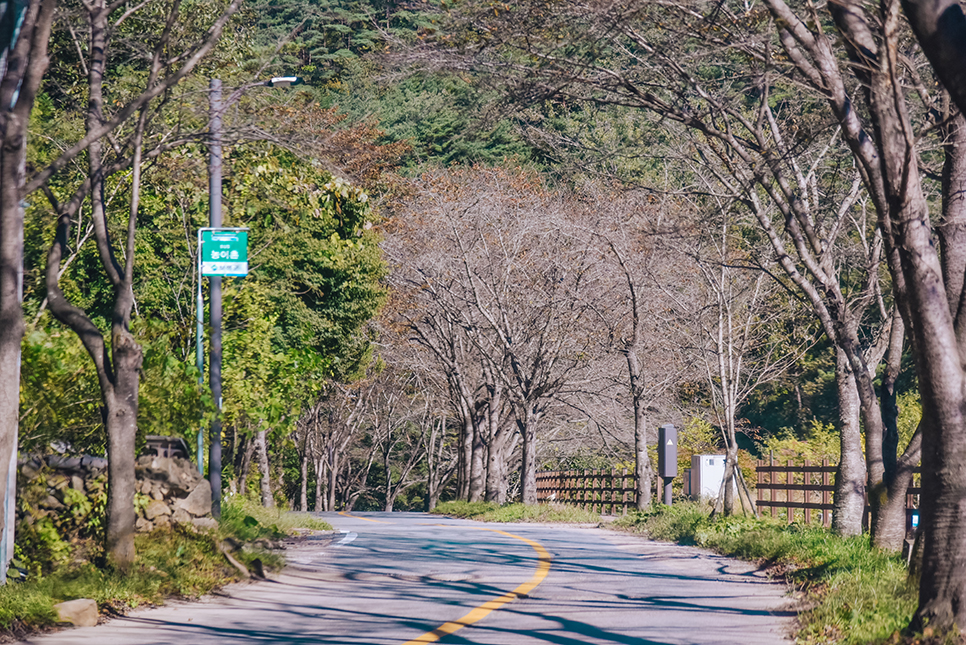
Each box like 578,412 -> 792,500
0,494 -> 332,638
431,500 -> 500,518
432,501 -> 600,524
219,494 -> 331,542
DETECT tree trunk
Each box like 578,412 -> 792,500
486,427 -> 507,504
721,445 -> 737,515
327,446 -> 337,511
315,456 -> 325,512
383,441 -> 394,511
0,0 -> 55,585
457,408 -> 471,500
910,107 -> 966,632
832,346 -> 866,536
238,435 -> 254,497
628,347 -> 652,511
469,416 -> 486,502
0,120 -> 25,583
870,314 -> 917,549
256,429 -> 273,508
104,333 -> 141,567
484,383 -> 506,503
299,450 -> 309,512
520,416 -> 537,505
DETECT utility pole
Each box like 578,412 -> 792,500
200,76 -> 301,518
208,78 -> 224,518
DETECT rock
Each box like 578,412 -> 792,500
80,456 -> 107,470
43,495 -> 65,510
144,500 -> 171,520
53,599 -> 98,627
47,456 -> 84,473
172,507 -> 192,524
177,481 -> 212,517
70,475 -> 85,492
190,517 -> 218,531
154,514 -> 171,528
20,463 -> 39,480
135,517 -> 154,532
48,474 -> 70,490
136,456 -> 204,495
150,488 -> 164,501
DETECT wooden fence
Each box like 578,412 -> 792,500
537,460 -> 922,527
535,469 -> 637,514
756,458 -> 921,528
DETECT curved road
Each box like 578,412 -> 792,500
20,512 -> 795,644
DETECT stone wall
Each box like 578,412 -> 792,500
135,455 -> 216,531
19,454 -> 216,534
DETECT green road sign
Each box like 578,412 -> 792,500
200,228 -> 248,276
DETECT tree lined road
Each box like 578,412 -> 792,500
20,513 -> 794,644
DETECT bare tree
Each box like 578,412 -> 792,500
415,0 -> 923,543
580,185 -> 693,510
387,167 -> 613,505
688,210 -> 807,516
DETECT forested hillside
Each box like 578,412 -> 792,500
6,0 -> 966,638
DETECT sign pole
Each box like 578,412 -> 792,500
197,226 -> 249,516
196,229 -> 204,474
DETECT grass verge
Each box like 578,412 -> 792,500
432,501 -> 601,524
219,493 -> 332,542
613,502 -> 918,644
0,495 -> 331,639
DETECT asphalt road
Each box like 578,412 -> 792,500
19,512 -> 795,644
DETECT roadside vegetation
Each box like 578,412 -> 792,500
614,503 -> 918,644
0,495 -> 330,638
432,501 -> 601,524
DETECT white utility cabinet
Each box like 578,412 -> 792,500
690,454 -> 730,501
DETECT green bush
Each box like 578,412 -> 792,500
0,525 -> 245,633
431,500 -> 500,518
432,501 -> 601,524
218,494 -> 332,542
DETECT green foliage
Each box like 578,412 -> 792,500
16,470 -> 108,577
1,495 -> 331,634
219,494 -> 332,543
759,419 -> 840,464
614,503 -> 918,644
896,390 -> 921,451
541,449 -> 615,472
243,0 -> 432,87
224,145 -> 387,379
0,526 -> 251,632
14,517 -> 72,579
431,500 -> 501,518
19,327 -> 103,454
136,319 -> 213,449
477,503 -> 601,524
676,417 -> 722,474
432,501 -> 601,524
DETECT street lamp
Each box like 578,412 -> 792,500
197,76 -> 303,518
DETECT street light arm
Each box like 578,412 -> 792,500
219,76 -> 305,117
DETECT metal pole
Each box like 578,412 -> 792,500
663,477 -> 673,505
208,79 -> 223,518
195,229 -> 204,474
